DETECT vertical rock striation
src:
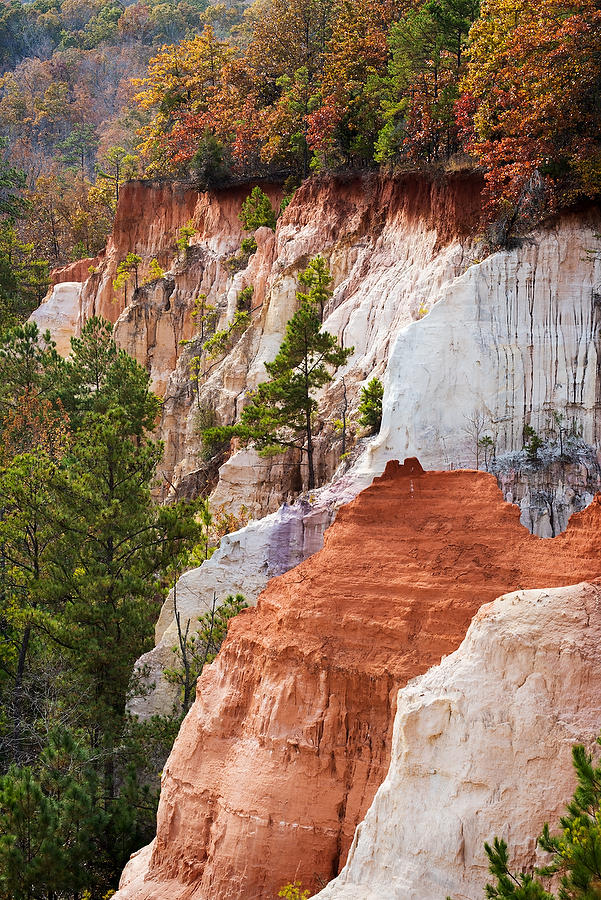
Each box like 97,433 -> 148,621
115,461 -> 601,900
364,210 -> 601,475
315,580 -> 601,900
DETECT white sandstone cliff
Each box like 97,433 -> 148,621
315,581 -> 601,900
29,281 -> 82,356
363,211 -> 601,476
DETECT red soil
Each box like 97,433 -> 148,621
125,460 -> 601,900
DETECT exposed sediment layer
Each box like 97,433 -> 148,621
316,580 -> 601,900
116,461 -> 601,900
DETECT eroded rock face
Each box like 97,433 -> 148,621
315,580 -> 601,900
50,256 -> 100,286
115,461 -> 601,900
363,210 -> 601,477
496,454 -> 601,536
150,172 -> 479,510
129,496 -> 334,719
130,458 -> 371,717
29,281 -> 82,356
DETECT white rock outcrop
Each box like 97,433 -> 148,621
28,281 -> 81,356
315,581 -> 601,900
364,215 -> 601,476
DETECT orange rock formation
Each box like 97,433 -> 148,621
117,460 -> 601,900
50,255 -> 101,286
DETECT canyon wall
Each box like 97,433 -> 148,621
147,172 -> 480,509
316,580 -> 601,900
33,178 -> 601,504
30,176 -> 601,721
114,462 -> 601,900
41,173 -> 481,506
362,210 -> 601,476
28,176 -> 601,899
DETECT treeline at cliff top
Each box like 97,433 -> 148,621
133,0 -> 601,228
1,0 -> 601,267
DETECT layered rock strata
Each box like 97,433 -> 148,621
129,495 -> 335,719
364,209 -> 601,476
43,173 -> 479,507
146,172 -> 480,508
315,580 -> 601,900
115,461 -> 601,900
130,454 -> 372,717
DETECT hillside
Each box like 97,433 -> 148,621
1,0 -> 601,896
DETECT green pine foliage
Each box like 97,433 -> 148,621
202,310 -> 250,359
0,315 -> 201,897
482,838 -> 554,899
0,144 -> 48,334
201,257 -> 352,490
297,255 -> 332,322
478,738 -> 601,900
358,377 -> 384,433
239,187 -> 277,232
523,424 -> 544,463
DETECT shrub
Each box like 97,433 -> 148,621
239,186 -> 276,231
358,377 -> 384,433
278,883 -> 310,900
225,237 -> 257,274
237,285 -> 254,311
202,310 -> 250,359
241,236 -> 258,255
523,423 -> 543,462
176,222 -> 195,257
165,592 -> 248,713
144,258 -> 164,283
199,422 -> 235,459
190,129 -> 230,188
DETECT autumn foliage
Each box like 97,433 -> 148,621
1,0 -> 601,265
125,0 -> 601,240
463,0 -> 601,239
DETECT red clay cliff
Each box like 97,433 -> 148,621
117,461 -> 601,900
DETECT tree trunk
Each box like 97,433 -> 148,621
11,622 -> 32,760
305,405 -> 315,490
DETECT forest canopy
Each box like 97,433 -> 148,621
0,0 -> 600,278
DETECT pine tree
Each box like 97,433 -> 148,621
0,450 -> 62,763
479,738 -> 601,900
482,838 -> 554,899
358,376 -> 383,433
0,322 -> 59,427
203,258 -> 352,489
0,728 -> 116,899
239,186 -> 277,231
537,743 -> 601,899
49,320 -> 199,742
297,254 -> 332,321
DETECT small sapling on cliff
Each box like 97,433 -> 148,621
239,186 -> 277,232
358,376 -> 384,433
